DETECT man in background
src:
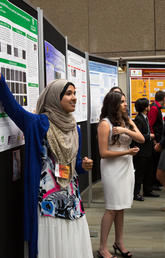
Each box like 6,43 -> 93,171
133,98 -> 157,200
148,90 -> 165,192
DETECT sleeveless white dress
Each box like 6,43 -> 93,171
101,118 -> 135,210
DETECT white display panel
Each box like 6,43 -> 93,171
89,60 -> 118,123
67,50 -> 87,122
0,0 -> 39,151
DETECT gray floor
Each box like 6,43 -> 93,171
82,181 -> 165,258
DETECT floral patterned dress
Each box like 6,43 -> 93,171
38,138 -> 85,220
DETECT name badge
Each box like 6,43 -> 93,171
55,163 -> 70,179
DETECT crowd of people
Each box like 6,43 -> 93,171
0,72 -> 165,258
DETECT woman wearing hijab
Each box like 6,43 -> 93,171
0,74 -> 93,258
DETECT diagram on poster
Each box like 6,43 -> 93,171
45,41 -> 66,84
0,0 -> 39,151
89,61 -> 118,123
67,50 -> 87,122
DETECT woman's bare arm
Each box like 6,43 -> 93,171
113,119 -> 144,143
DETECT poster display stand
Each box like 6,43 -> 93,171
67,44 -> 87,122
87,55 -> 118,203
37,7 -> 44,93
0,1 -> 38,258
66,45 -> 91,197
0,0 -> 39,151
85,52 -> 92,206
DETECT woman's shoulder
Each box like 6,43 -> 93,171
101,117 -> 111,124
98,118 -> 112,131
128,117 -> 134,124
28,113 -> 49,132
38,114 -> 49,129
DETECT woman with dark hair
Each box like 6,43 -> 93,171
97,92 -> 144,258
0,74 -> 93,258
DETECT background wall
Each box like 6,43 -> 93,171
118,71 -> 127,94
28,0 -> 165,59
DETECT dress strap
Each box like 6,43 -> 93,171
102,118 -> 113,139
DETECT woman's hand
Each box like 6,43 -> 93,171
129,146 -> 140,156
82,157 -> 93,171
113,126 -> 127,135
150,133 -> 155,139
154,143 -> 162,152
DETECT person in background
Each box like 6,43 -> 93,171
132,98 -> 158,201
109,86 -> 123,93
155,123 -> 165,187
148,90 -> 165,191
97,92 -> 144,258
0,74 -> 93,258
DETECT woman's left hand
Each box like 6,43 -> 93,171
82,157 -> 93,171
154,143 -> 162,152
113,126 -> 127,135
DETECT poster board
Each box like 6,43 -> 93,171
67,44 -> 87,122
128,62 -> 165,118
0,0 -> 39,151
89,55 -> 118,124
43,17 -> 66,84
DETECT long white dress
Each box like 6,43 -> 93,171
38,215 -> 93,258
101,118 -> 135,210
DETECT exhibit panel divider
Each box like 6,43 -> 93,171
0,0 -> 38,257
43,18 -> 91,195
127,62 -> 165,119
88,55 -> 118,186
67,44 -> 89,194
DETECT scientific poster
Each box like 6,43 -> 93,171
130,68 -> 165,118
89,61 -> 118,123
67,50 -> 87,122
45,40 -> 66,84
0,0 -> 39,151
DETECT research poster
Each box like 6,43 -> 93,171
67,50 -> 87,122
130,68 -> 165,118
45,41 -> 66,84
89,61 -> 118,123
0,0 -> 39,151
